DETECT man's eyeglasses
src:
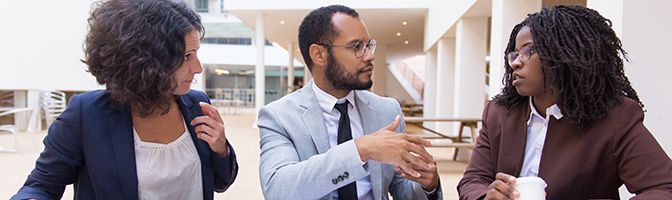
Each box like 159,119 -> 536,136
317,39 -> 377,58
506,44 -> 536,66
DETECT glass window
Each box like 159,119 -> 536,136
195,0 -> 208,12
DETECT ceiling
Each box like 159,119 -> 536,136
229,8 -> 428,63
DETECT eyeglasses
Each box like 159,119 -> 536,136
506,44 -> 536,66
317,39 -> 377,58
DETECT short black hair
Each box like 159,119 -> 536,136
298,5 -> 359,70
494,5 -> 642,128
83,0 -> 204,117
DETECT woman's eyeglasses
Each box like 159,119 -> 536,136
506,44 -> 536,66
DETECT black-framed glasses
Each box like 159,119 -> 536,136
317,39 -> 377,58
506,44 -> 536,66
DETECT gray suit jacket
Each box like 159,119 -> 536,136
258,82 -> 442,200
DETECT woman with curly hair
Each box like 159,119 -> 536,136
11,0 -> 238,199
458,5 -> 672,200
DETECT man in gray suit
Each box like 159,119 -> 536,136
257,5 -> 442,200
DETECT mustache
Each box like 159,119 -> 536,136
357,63 -> 375,74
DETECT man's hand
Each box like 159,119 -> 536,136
395,158 -> 439,192
484,172 -> 519,200
191,102 -> 229,156
355,115 -> 433,178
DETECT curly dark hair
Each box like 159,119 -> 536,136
83,0 -> 204,117
298,5 -> 359,70
493,5 -> 642,128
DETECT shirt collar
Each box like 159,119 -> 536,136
527,97 -> 564,124
312,81 -> 356,113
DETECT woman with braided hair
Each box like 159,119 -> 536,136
458,5 -> 672,200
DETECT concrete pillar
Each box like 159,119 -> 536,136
255,13 -> 266,111
455,17 -> 488,118
423,48 -> 438,129
12,91 -> 27,131
26,90 -> 40,132
489,0 -> 542,99
287,42 -> 295,93
372,44 -> 387,96
435,38 -> 456,134
303,67 -> 312,85
279,66 -> 285,94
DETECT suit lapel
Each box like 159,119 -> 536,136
177,94 -> 215,199
300,83 -> 330,154
108,104 -> 138,200
355,91 -> 384,200
499,103 -> 530,176
177,95 -> 209,166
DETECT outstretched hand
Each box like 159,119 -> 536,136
356,115 -> 434,178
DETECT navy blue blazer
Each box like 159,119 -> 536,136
11,90 -> 238,200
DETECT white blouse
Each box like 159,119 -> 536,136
133,120 -> 203,200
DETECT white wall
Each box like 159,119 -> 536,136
588,0 -> 672,157
385,67 -> 415,105
0,0 -> 101,91
619,0 -> 672,155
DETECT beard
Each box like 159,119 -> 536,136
325,51 -> 374,90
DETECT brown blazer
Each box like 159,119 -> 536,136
458,97 -> 672,200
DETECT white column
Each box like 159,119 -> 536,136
435,38 -> 456,134
287,42 -> 295,93
455,17 -> 488,119
489,0 -> 542,99
255,13 -> 266,111
279,66 -> 285,94
372,44 -> 387,96
303,66 -> 312,84
26,90 -> 40,132
453,17 -> 488,161
12,91 -> 27,131
423,48 -> 438,129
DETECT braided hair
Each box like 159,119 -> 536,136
493,5 -> 642,128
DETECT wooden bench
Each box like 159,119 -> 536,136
404,117 -> 481,161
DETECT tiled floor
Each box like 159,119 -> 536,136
0,114 -> 468,199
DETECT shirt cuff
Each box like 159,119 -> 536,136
423,187 -> 437,195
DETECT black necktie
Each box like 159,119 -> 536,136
334,100 -> 358,200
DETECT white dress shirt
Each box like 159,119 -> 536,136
520,97 -> 564,177
313,81 -> 373,200
133,120 -> 203,200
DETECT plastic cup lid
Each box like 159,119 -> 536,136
516,176 -> 547,187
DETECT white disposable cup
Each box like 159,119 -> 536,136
513,176 -> 547,200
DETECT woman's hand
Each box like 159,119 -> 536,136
191,102 -> 229,156
484,172 -> 519,200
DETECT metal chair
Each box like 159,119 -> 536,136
0,108 -> 33,153
40,90 -> 66,129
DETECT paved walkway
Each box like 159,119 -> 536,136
0,114 -> 467,199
